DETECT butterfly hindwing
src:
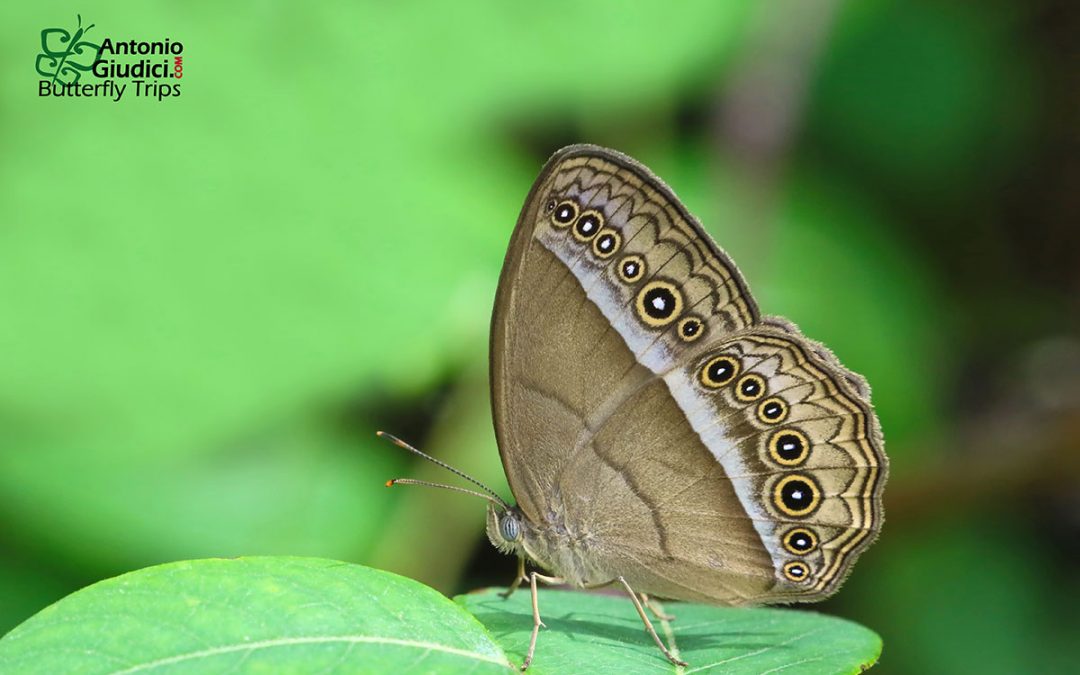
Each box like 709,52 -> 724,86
664,321 -> 886,598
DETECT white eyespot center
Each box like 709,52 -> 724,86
791,490 -> 803,500
652,297 -> 666,310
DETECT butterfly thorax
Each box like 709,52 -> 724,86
486,503 -> 609,587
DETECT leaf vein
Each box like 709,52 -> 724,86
107,635 -> 509,674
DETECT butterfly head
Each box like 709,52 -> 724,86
486,503 -> 526,555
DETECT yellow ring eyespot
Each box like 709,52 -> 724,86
573,209 -> 604,242
551,200 -> 578,228
734,373 -> 766,402
782,561 -> 812,583
782,527 -> 818,555
700,355 -> 740,388
757,396 -> 789,424
592,228 -> 621,259
768,428 -> 810,466
772,474 -> 821,517
617,255 -> 646,283
677,316 -> 705,342
635,280 -> 683,327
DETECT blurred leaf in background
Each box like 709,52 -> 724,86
1,1 -> 1077,673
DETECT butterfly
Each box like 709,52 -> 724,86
382,144 -> 887,670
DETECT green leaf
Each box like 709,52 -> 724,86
0,558 -> 511,674
457,588 -> 881,674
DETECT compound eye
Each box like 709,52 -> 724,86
500,514 -> 521,542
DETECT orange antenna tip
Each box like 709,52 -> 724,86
374,430 -> 510,509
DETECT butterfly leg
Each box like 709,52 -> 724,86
500,556 -> 527,599
521,571 -> 564,671
618,577 -> 688,667
640,593 -> 676,622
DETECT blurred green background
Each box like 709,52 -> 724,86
3,1 -> 1078,672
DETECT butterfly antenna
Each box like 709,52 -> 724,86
384,478 -> 507,509
376,431 -> 510,510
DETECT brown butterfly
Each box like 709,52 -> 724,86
383,144 -> 886,670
